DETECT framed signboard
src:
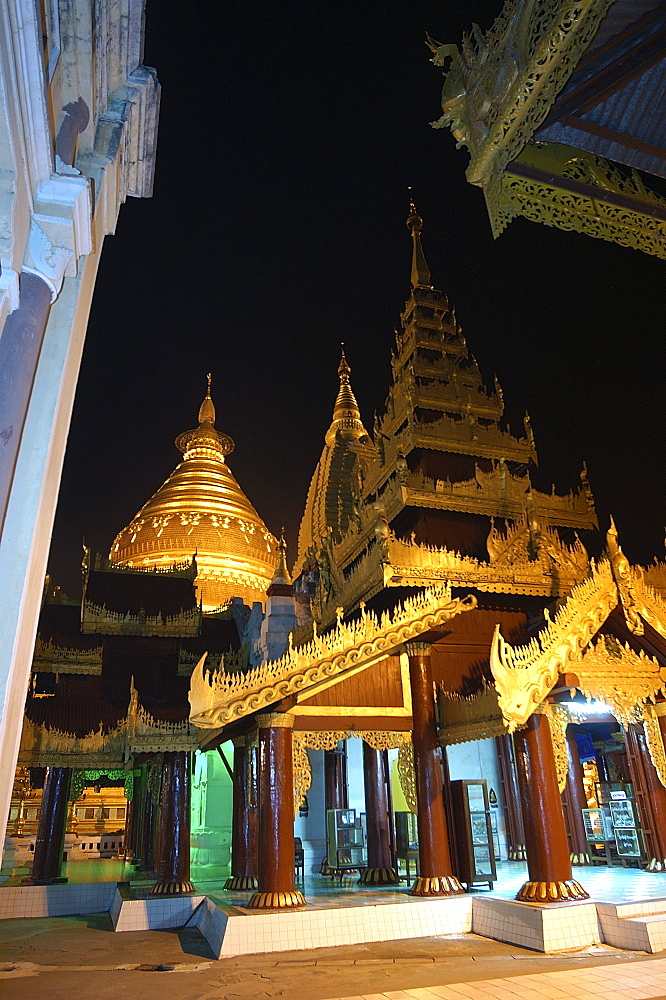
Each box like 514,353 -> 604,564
614,828 -> 641,857
610,799 -> 635,829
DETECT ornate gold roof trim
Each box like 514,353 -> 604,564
490,557 -> 618,731
573,636 -> 666,728
314,520 -> 589,629
500,146 -> 666,258
81,601 -> 201,636
32,638 -> 104,674
189,584 -> 477,728
438,685 -> 507,746
429,0 -> 616,233
19,686 -> 199,767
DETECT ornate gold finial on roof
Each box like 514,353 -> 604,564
272,528 -> 292,585
330,344 -> 364,436
406,188 -> 432,288
176,375 -> 233,459
198,372 -> 216,425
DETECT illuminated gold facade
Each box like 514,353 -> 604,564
297,203 -> 597,628
110,378 -> 277,610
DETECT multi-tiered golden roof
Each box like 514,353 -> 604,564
109,377 -> 277,610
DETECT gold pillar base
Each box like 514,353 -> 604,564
246,890 -> 307,910
516,879 -> 589,903
150,879 -> 195,895
410,875 -> 465,897
358,867 -> 399,885
646,858 -> 666,872
224,875 -> 258,890
570,852 -> 591,865
508,845 -> 527,861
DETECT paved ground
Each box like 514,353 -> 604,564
1,914 -> 665,1000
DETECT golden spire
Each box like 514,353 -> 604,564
271,529 -> 292,585
198,372 -> 215,424
326,344 -> 367,445
176,374 -> 234,460
406,191 -> 432,288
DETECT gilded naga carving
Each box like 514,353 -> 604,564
489,558 -> 618,730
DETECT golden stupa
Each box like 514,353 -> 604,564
109,376 -> 277,610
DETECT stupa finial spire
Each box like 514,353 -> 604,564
198,372 -> 216,425
272,528 -> 292,585
406,188 -> 432,289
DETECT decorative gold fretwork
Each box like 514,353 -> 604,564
574,636 -> 666,727
32,638 -> 104,674
189,584 -> 476,728
438,686 -> 507,746
543,704 -> 569,793
644,707 -> 666,790
397,741 -> 417,814
356,731 -> 411,751
429,0 -> 616,233
500,146 -> 666,259
490,558 -> 618,731
292,739 -> 312,819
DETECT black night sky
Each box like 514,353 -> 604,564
47,0 -> 666,598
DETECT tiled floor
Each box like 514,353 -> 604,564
4,858 -> 666,906
322,957 -> 666,1000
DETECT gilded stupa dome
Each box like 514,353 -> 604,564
109,376 -> 278,611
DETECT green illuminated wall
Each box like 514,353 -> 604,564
190,745 -> 233,870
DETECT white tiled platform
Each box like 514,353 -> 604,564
472,896 -> 601,952
596,899 -> 666,954
0,880 -> 117,920
5,863 -> 666,958
197,893 -> 473,958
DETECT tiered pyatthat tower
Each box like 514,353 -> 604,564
297,204 -> 597,627
110,377 -> 277,610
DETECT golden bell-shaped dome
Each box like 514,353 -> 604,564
109,376 -> 277,610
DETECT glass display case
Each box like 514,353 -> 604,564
395,810 -> 419,881
450,779 -> 496,889
326,808 -> 366,868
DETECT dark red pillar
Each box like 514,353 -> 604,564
626,720 -> 666,871
224,736 -> 259,890
406,642 -> 463,897
27,767 -> 71,884
561,726 -> 591,864
514,711 -> 588,902
358,742 -> 398,885
325,745 -> 348,810
151,751 -> 194,895
495,734 -> 526,860
248,713 -> 306,909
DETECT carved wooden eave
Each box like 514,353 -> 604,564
438,685 -> 508,746
81,600 -> 201,636
315,520 -> 590,629
18,694 -> 199,768
490,549 -> 666,731
429,0 -> 617,233
32,637 -> 104,675
364,463 -> 596,533
571,635 -> 666,728
188,583 -> 477,729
